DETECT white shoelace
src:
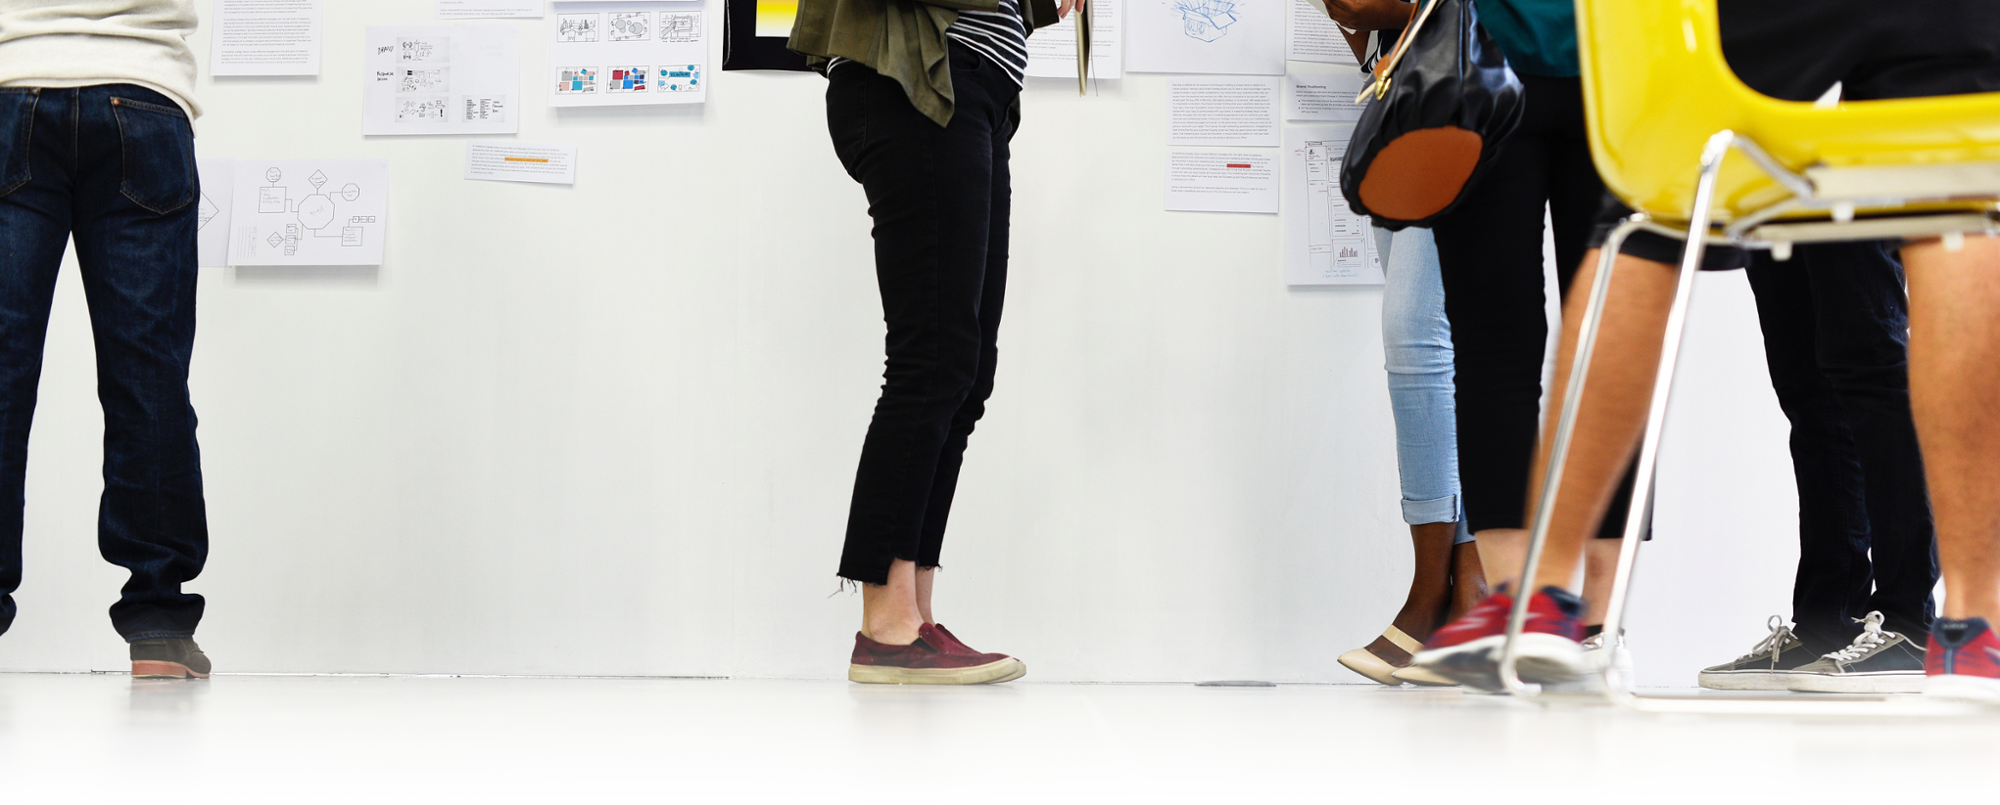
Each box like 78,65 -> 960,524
1734,615 -> 1798,663
1822,611 -> 1901,663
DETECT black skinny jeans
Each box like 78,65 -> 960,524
1432,74 -> 1634,536
826,44 -> 1018,585
1746,244 -> 1936,650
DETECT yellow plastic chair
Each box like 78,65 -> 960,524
1494,0 -> 2000,713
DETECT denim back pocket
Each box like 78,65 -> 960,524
0,88 -> 37,198
111,95 -> 197,214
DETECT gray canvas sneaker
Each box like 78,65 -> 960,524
1785,611 -> 1926,694
1697,616 -> 1815,690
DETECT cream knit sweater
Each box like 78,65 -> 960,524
0,0 -> 200,118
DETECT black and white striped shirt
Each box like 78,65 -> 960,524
824,0 -> 1029,88
946,0 -> 1028,87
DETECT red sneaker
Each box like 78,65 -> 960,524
1412,586 -> 1586,690
849,623 -> 1026,685
1926,617 -> 2000,702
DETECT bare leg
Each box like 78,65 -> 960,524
1505,250 -> 1680,594
1580,539 -> 1622,628
1363,521 -> 1461,663
1475,528 -> 1527,591
861,559 -> 925,645
1903,237 -> 2000,622
915,566 -> 937,625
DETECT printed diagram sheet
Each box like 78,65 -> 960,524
1126,0 -> 1282,75
1283,125 -> 1382,285
196,158 -> 235,268
1024,0 -> 1122,80
228,160 -> 390,267
364,26 -> 521,135
548,2 -> 708,107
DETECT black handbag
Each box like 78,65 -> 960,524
1340,0 -> 1524,230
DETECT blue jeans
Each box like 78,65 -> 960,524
0,85 -> 208,641
1375,227 -> 1472,544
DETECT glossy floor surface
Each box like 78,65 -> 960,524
4,673 -> 1998,802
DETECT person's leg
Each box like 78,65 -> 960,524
0,87 -> 75,638
1343,226 -> 1476,680
1744,248 -> 1874,654
1521,250 -> 1680,593
1430,81 -> 1554,555
909,80 -> 1015,630
826,53 -> 1003,646
1797,242 -> 1937,642
68,86 -> 207,641
1903,237 -> 2000,623
1380,226 -> 1476,632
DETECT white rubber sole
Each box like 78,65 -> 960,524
1414,633 -> 1585,689
1785,671 -> 1925,694
848,657 -> 1025,685
1925,674 -> 2000,703
1697,670 -> 1800,691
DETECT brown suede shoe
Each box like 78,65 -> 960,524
849,623 -> 1025,685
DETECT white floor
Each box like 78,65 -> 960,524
4,673 -> 1999,803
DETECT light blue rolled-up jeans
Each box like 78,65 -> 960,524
1375,226 -> 1474,544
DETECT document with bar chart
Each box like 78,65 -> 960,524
1283,124 -> 1382,285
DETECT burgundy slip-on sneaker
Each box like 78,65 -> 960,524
928,623 -> 1027,683
849,623 -> 1026,685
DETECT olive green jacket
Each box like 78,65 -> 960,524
787,0 -> 1060,127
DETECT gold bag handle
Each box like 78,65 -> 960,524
1357,0 -> 1442,103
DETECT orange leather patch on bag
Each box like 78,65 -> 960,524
1356,127 -> 1484,221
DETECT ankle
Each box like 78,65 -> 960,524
863,617 -> 924,646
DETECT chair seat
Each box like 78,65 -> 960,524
1579,0 -> 2000,228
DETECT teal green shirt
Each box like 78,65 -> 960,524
1472,0 -> 1577,77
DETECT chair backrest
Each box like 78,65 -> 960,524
1576,0 -> 2000,225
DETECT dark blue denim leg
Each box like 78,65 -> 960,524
70,86 -> 207,640
1746,249 -> 1873,653
0,88 -> 75,638
1800,242 -> 1935,642
828,46 -> 1014,584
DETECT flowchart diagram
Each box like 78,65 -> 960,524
229,160 -> 389,267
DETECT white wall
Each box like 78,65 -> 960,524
0,1 -> 1809,687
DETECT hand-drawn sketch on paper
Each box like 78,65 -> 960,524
609,11 -> 651,40
557,14 -> 599,41
229,160 -> 390,267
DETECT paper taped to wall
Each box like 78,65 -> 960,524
210,0 -> 323,76
465,143 -> 580,185
1283,124 -> 1382,284
364,25 -> 522,136
1165,150 -> 1277,213
196,157 -> 235,268
548,2 -> 708,107
228,160 -> 390,267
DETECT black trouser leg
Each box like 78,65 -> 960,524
826,47 -> 1017,584
1747,248 -> 1875,653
